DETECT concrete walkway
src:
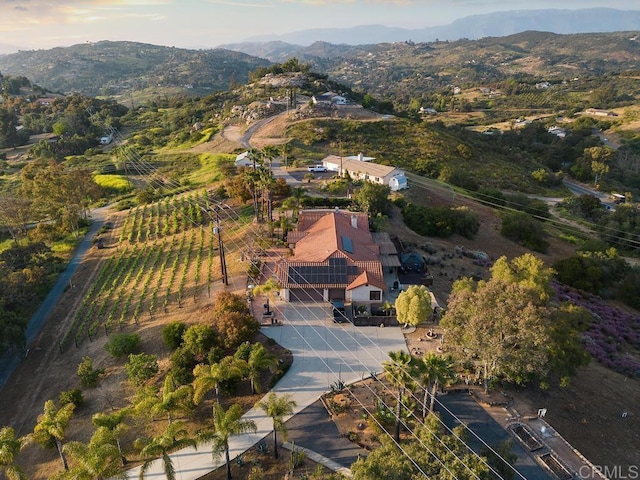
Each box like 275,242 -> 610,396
125,303 -> 408,479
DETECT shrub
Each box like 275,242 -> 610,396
500,213 -> 549,253
104,333 -> 140,358
402,203 -> 479,239
504,193 -> 550,219
59,388 -> 84,409
76,356 -> 105,388
125,353 -> 159,386
215,311 -> 259,350
169,346 -> 197,385
616,269 -> 640,310
475,187 -> 506,206
162,321 -> 187,350
554,255 -> 603,294
451,206 -> 480,239
182,324 -> 218,360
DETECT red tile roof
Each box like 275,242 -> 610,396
277,210 -> 386,291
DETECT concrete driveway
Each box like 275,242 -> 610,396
125,303 -> 408,479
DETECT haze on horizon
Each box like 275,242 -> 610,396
0,0 -> 638,52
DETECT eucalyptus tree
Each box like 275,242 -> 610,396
382,350 -> 415,442
442,279 -> 550,393
199,403 -> 256,480
256,393 -> 297,459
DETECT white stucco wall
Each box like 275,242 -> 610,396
348,285 -> 383,303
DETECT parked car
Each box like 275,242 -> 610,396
307,165 -> 327,172
331,300 -> 347,323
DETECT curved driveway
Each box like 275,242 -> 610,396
124,304 -> 408,479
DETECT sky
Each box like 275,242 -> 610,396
0,0 -> 638,51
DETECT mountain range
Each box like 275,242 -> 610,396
221,8 -> 640,60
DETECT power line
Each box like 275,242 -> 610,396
92,121 -> 529,479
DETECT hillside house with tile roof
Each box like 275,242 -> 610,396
276,209 -> 390,303
321,155 -> 408,191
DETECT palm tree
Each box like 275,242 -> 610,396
414,353 -> 455,419
193,356 -> 247,405
0,426 -> 25,480
382,350 -> 414,442
132,377 -> 194,426
256,393 -> 297,459
28,400 -> 75,471
199,403 -> 257,480
246,343 -> 278,394
242,167 -> 261,222
91,409 -> 130,466
134,421 -> 196,480
54,427 -> 125,480
280,142 -> 292,168
256,166 -> 274,222
262,145 -> 279,173
252,279 -> 281,322
290,186 -> 307,220
382,300 -> 395,317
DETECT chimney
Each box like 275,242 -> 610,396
351,214 -> 358,229
358,153 -> 363,161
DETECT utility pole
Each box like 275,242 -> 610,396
339,138 -> 343,177
213,206 -> 228,286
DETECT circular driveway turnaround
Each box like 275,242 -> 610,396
125,304 -> 408,479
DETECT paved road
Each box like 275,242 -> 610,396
124,304 -> 407,478
285,399 -> 368,469
438,393 -> 551,480
0,208 -> 108,390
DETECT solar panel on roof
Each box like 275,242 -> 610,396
287,260 -> 359,286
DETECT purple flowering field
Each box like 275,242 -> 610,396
553,282 -> 640,377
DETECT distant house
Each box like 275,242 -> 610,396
585,108 -> 618,117
235,151 -> 258,169
35,97 -> 57,107
277,210 -> 389,303
321,155 -> 408,191
100,135 -> 113,145
312,92 -> 349,106
535,81 -> 551,90
548,126 -> 567,138
513,118 -> 531,128
419,107 -> 438,115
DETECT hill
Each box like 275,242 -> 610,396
236,31 -> 640,102
228,8 -> 640,47
0,41 -> 271,96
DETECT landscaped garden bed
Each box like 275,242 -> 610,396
511,424 -> 543,451
539,452 -> 573,480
